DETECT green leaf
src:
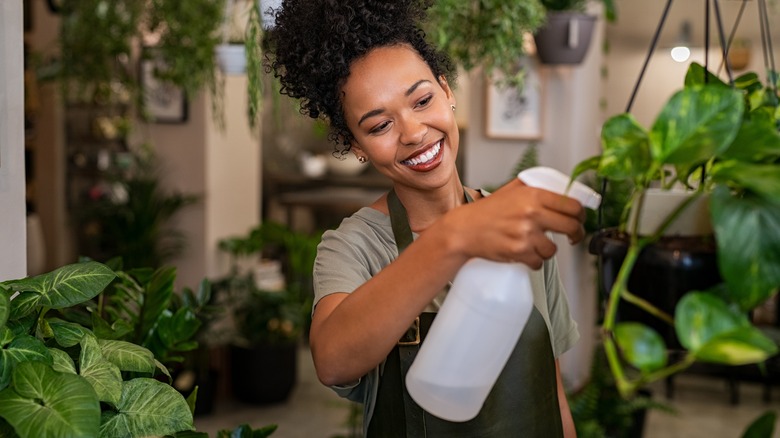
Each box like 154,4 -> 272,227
0,361 -> 100,438
711,162 -> 780,204
570,155 -> 601,183
157,307 -> 201,350
138,266 -> 176,344
0,335 -> 52,391
614,322 -> 668,372
684,63 -> 728,87
8,292 -> 41,321
694,327 -> 778,365
0,262 -> 116,310
674,292 -> 750,352
650,85 -> 743,167
711,187 -> 780,310
720,118 -> 780,162
598,114 -> 653,181
98,378 -> 194,438
742,411 -> 777,438
80,335 -> 122,406
98,339 -> 156,374
49,318 -> 91,348
49,348 -> 77,375
0,292 -> 9,328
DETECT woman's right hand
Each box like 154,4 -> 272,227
444,178 -> 586,269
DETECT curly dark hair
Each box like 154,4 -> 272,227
265,0 -> 457,152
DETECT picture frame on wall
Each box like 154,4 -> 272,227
139,52 -> 188,124
484,58 -> 543,140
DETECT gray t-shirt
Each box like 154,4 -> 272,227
312,206 -> 579,429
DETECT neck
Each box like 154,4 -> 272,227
393,179 -> 468,233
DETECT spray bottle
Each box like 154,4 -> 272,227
405,166 -> 601,422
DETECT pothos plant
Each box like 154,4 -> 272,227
571,62 -> 780,400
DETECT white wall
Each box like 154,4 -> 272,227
0,1 -> 27,281
461,7 -> 606,390
146,75 -> 262,290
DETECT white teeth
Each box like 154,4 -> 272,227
403,142 -> 441,166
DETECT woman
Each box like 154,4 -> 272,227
268,1 -> 585,436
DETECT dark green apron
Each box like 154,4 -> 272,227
366,188 -> 564,437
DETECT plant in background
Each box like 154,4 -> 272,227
568,348 -> 673,438
571,61 -> 780,417
424,0 -> 546,89
215,221 -> 322,346
540,0 -> 617,21
76,145 -> 199,270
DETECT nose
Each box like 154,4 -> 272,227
397,113 -> 427,146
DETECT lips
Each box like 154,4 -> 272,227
401,141 -> 442,166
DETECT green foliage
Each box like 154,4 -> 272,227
568,349 -> 673,438
59,0 -> 224,108
425,0 -> 546,89
0,261 -> 196,438
540,0 -> 617,21
76,146 -> 199,270
216,222 -> 323,347
572,63 -> 780,401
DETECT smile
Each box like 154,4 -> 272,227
401,141 -> 442,166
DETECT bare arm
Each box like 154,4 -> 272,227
310,178 -> 586,386
556,360 -> 577,438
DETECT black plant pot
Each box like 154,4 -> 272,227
230,343 -> 298,404
590,229 -> 722,349
534,12 -> 597,65
172,368 -> 219,417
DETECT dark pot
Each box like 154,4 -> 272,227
171,368 -> 219,416
590,229 -> 721,349
230,343 -> 298,404
534,12 -> 597,65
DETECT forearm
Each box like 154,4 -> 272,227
310,224 -> 469,386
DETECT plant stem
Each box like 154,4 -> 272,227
621,289 -> 675,325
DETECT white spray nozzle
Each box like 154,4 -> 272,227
518,166 -> 602,210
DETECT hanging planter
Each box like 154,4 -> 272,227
216,43 -> 248,75
534,11 -> 598,65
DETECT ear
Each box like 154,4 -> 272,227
438,75 -> 456,107
350,142 -> 365,160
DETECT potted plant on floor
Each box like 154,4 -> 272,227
0,261 -> 195,437
571,61 -> 780,420
215,222 -> 321,404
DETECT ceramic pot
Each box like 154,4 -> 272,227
534,12 -> 597,65
590,229 -> 721,349
216,44 -> 247,75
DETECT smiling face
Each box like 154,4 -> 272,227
341,45 -> 460,193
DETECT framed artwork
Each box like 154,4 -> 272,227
484,59 -> 543,140
139,53 -> 188,124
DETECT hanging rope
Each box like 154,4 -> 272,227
716,0 -> 748,77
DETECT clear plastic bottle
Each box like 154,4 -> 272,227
405,166 -> 602,422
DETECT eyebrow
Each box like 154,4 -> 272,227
357,79 -> 432,126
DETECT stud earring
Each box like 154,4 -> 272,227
451,104 -> 456,112
358,156 -> 368,164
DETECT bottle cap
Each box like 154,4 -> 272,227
518,167 -> 602,210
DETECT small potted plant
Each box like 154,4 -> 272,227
214,221 -> 321,404
533,0 -> 617,65
571,61 -> 780,413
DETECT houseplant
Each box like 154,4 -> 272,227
215,221 -> 321,404
424,0 -> 547,89
74,145 -> 199,270
571,61 -> 780,407
215,0 -> 267,129
0,259 -> 281,437
0,261 -> 194,437
534,0 -> 617,65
